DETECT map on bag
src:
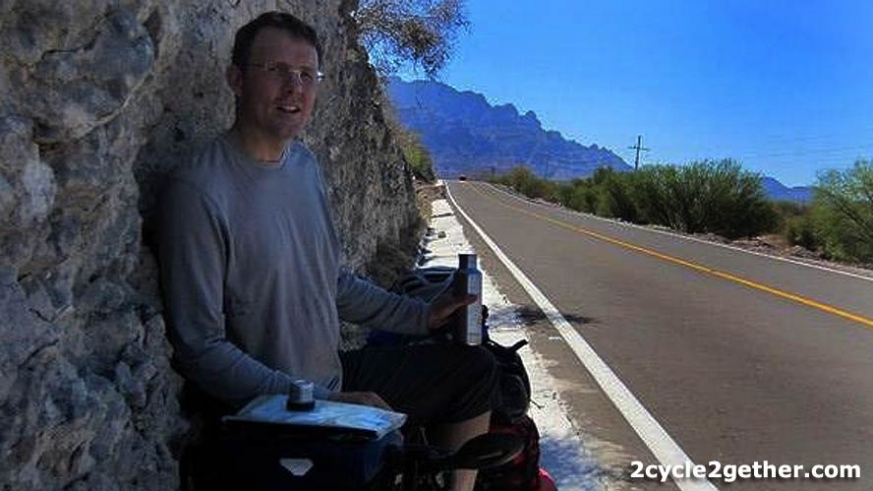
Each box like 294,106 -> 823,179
224,395 -> 407,440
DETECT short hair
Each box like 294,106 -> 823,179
231,12 -> 323,69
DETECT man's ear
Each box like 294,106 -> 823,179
226,64 -> 244,97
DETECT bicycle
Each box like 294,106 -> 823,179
182,417 -> 522,491
377,429 -> 523,491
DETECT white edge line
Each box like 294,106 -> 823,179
446,183 -> 720,491
485,182 -> 873,283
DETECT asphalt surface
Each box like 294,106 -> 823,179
446,180 -> 873,491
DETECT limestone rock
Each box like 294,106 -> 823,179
0,1 -> 422,490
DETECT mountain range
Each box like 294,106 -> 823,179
762,177 -> 814,203
386,77 -> 631,180
386,78 -> 813,203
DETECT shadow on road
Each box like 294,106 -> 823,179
516,304 -> 596,327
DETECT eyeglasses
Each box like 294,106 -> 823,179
245,62 -> 325,88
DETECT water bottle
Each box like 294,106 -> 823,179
454,253 -> 483,345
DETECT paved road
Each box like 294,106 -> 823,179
447,181 -> 873,491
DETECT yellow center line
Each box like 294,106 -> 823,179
465,182 -> 873,330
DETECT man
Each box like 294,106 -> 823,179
159,12 -> 496,491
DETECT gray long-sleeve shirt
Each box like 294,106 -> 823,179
158,134 -> 430,406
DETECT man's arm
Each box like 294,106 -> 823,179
159,179 -> 331,406
336,270 -> 477,333
336,270 -> 432,334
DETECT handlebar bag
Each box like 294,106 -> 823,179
192,396 -> 405,491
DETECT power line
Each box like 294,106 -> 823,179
723,144 -> 873,160
725,126 -> 873,147
647,142 -> 873,166
628,135 -> 650,171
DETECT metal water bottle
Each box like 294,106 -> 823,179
454,253 -> 483,345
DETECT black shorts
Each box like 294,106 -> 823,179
340,343 -> 498,427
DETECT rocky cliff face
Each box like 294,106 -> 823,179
387,77 -> 631,180
0,1 -> 420,490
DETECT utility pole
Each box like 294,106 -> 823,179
628,135 -> 650,171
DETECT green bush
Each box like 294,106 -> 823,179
494,166 -> 555,200
398,131 -> 436,182
492,160 -> 778,240
596,169 -> 640,222
566,182 -> 600,213
632,160 -> 775,238
633,165 -> 678,227
785,215 -> 818,250
812,159 -> 873,263
772,201 -> 818,250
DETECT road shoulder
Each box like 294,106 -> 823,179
423,197 -> 676,491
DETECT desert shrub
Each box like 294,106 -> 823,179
812,159 -> 873,262
397,128 -> 436,182
596,169 -> 640,222
633,160 -> 775,238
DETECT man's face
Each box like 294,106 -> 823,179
228,27 -> 320,143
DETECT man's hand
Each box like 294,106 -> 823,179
328,391 -> 393,411
428,291 -> 478,331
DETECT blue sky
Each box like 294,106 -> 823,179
407,0 -> 873,186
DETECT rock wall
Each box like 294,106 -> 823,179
0,1 -> 421,490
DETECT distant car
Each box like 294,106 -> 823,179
458,174 -> 467,181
